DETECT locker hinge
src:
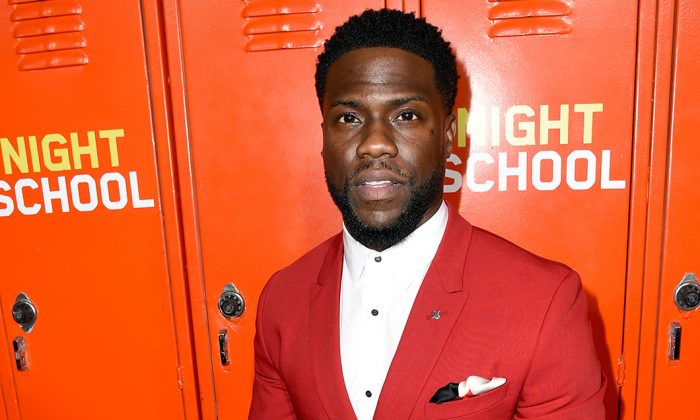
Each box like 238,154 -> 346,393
616,354 -> 626,387
176,365 -> 185,390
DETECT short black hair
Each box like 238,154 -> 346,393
315,8 -> 458,112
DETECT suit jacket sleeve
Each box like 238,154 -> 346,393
248,275 -> 297,420
515,270 -> 606,419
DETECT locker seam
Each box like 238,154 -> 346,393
647,0 -> 680,416
138,0 -> 209,417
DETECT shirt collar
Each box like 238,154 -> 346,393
342,201 -> 449,290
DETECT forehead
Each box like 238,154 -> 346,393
324,47 -> 438,100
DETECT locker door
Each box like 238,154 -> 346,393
645,0 -> 700,416
423,1 -> 638,417
165,1 -> 385,418
166,1 -> 648,418
0,1 -> 195,419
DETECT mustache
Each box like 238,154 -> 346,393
347,160 -> 410,182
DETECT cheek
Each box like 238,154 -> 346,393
321,145 -> 350,181
323,137 -> 357,164
399,137 -> 446,172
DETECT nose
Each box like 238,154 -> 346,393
356,119 -> 398,159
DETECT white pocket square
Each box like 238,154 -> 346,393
458,376 -> 507,398
430,375 -> 507,404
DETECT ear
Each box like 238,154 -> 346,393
443,112 -> 456,159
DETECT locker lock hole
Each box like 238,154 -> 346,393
12,293 -> 37,333
218,284 -> 245,318
674,273 -> 700,311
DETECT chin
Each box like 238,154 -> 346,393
357,209 -> 403,229
325,165 -> 445,251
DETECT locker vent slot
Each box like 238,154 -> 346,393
385,0 -> 421,15
9,0 -> 88,71
487,0 -> 572,38
241,0 -> 322,52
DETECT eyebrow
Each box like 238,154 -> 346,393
329,99 -> 362,108
329,96 -> 428,108
388,96 -> 427,106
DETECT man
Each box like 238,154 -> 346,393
249,9 -> 605,419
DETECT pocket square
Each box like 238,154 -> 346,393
429,376 -> 507,404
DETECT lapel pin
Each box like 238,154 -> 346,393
426,309 -> 448,320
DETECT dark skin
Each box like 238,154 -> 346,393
321,47 -> 456,251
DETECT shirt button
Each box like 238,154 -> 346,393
365,390 -> 372,398
371,309 -> 379,316
374,256 -> 382,262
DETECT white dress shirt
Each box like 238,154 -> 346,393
339,201 -> 448,420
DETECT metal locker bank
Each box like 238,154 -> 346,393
0,0 -> 698,419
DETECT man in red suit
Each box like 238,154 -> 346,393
250,9 -> 605,419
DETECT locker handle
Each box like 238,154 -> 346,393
219,330 -> 230,366
13,337 -> 28,371
669,322 -> 682,361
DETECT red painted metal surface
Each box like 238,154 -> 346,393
163,0 -> 647,417
1,0 -> 697,418
647,0 -> 700,416
0,1 -> 197,418
424,1 -> 638,416
164,2 -> 386,417
628,0 -> 678,418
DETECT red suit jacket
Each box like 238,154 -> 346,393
249,206 -> 605,419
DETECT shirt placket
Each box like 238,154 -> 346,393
356,253 -> 392,418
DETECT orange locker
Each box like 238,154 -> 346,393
161,1 -> 388,418
1,0 -> 698,419
629,0 -> 700,417
164,0 -> 638,417
0,1 -> 197,419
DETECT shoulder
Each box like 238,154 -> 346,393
455,218 -> 580,312
258,233 -> 341,308
469,223 -> 574,282
268,232 -> 340,283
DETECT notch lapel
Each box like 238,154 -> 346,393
374,210 -> 474,419
308,235 -> 357,419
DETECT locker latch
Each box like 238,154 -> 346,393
12,293 -> 37,333
218,283 -> 245,318
674,273 -> 700,311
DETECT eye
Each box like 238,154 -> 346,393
338,113 -> 360,124
396,111 -> 418,121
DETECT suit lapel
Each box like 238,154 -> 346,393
374,209 -> 474,419
309,235 -> 357,419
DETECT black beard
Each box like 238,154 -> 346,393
325,163 -> 445,251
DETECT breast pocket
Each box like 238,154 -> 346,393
423,382 -> 509,419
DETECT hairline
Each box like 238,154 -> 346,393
320,46 -> 448,113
